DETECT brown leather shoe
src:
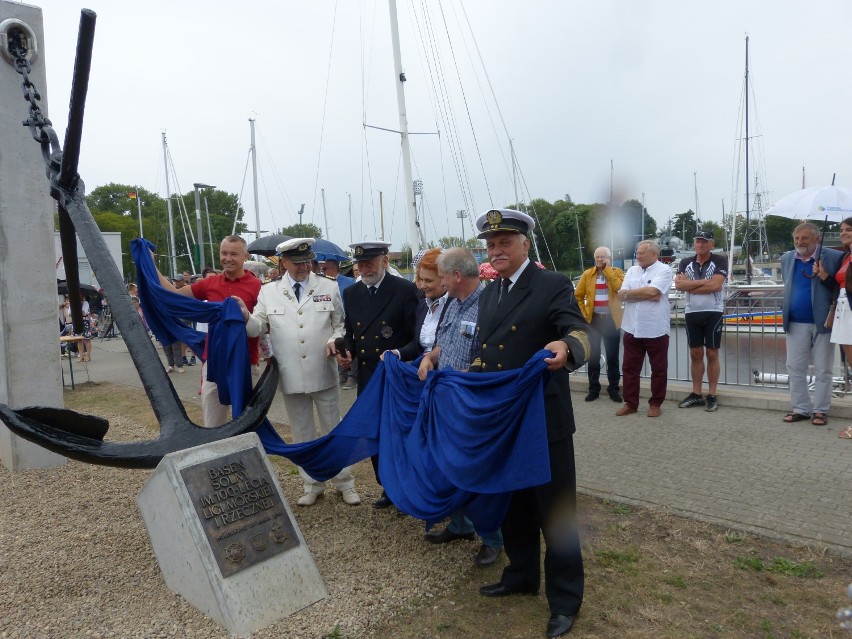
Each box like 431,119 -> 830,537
647,405 -> 662,417
615,404 -> 638,416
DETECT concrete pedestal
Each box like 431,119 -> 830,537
137,433 -> 326,637
0,0 -> 65,470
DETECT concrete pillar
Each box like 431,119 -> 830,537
0,1 -> 66,469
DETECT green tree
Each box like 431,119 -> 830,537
763,215 -> 799,254
671,209 -> 699,240
280,223 -> 323,239
85,183 -> 171,279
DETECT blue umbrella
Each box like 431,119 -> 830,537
313,238 -> 349,262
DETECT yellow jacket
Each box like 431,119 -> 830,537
574,265 -> 625,328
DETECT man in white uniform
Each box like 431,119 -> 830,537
239,238 -> 360,506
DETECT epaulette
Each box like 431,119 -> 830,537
262,277 -> 280,285
319,273 -> 337,281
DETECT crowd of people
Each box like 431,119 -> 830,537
573,221 -> 852,440
62,211 -> 851,637
197,210 -> 587,638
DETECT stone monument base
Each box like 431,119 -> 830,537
0,424 -> 66,471
137,433 -> 326,636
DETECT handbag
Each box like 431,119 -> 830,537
825,301 -> 836,329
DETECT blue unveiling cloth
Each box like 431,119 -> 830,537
132,239 -> 250,407
132,239 -> 553,531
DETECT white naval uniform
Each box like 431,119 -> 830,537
246,272 -> 354,494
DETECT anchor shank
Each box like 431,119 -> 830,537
58,204 -> 84,334
58,187 -> 189,437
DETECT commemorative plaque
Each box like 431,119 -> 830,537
138,434 -> 327,635
180,447 -> 299,578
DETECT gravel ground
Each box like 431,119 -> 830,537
0,413 -> 485,639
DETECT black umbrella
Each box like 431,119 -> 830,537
246,234 -> 292,257
57,280 -> 101,297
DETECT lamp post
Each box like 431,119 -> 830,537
193,182 -> 215,271
456,209 -> 467,244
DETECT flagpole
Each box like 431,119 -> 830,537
135,188 -> 143,238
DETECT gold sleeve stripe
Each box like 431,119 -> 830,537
567,329 -> 590,360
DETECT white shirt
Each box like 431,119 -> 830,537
620,260 -> 672,338
419,294 -> 448,352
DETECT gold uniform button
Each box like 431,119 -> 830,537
382,320 -> 387,325
300,339 -> 305,344
360,349 -> 365,354
499,344 -> 504,350
497,364 -> 503,370
375,348 -> 380,353
511,325 -> 518,332
482,343 -> 487,349
298,310 -> 303,315
302,355 -> 307,359
481,363 -> 487,370
356,322 -> 361,327
360,336 -> 365,340
299,324 -> 304,328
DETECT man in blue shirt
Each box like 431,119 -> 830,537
416,248 -> 503,566
780,223 -> 842,425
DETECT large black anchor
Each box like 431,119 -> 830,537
0,10 -> 278,469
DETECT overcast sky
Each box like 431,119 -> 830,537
17,0 -> 852,251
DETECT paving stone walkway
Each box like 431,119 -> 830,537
66,337 -> 852,557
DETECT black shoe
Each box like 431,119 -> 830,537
678,392 -> 705,408
479,582 -> 538,597
372,492 -> 393,509
425,528 -> 475,544
473,545 -> 501,566
546,614 -> 575,637
584,392 -> 599,402
705,395 -> 718,412
609,392 -> 623,403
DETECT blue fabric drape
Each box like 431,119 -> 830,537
131,239 -> 552,532
132,239 -> 250,407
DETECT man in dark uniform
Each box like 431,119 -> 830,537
336,240 -> 418,508
473,209 -> 590,638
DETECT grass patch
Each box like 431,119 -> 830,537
603,499 -> 631,515
663,575 -> 687,589
595,546 -> 640,568
734,555 -> 824,578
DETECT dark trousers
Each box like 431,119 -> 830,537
622,332 -> 669,408
587,313 -> 621,395
500,436 -> 584,616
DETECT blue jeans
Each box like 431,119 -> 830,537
448,509 -> 503,548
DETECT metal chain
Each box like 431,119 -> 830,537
7,28 -> 61,177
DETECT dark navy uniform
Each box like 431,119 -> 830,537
342,274 -> 418,393
473,209 -> 590,628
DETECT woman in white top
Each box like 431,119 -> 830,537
396,248 -> 448,361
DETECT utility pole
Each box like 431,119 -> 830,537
456,209 -> 468,244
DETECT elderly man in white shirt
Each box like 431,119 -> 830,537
615,240 -> 673,417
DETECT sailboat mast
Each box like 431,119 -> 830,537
162,132 -> 177,278
249,118 -> 261,239
745,36 -> 751,284
388,0 -> 421,251
321,188 -> 330,240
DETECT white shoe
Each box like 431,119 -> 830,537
176,367 -> 185,373
339,487 -> 361,506
167,366 -> 175,373
297,492 -> 320,506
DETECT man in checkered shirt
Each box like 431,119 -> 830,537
416,247 -> 502,567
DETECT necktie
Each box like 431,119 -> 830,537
497,278 -> 510,306
369,285 -> 377,298
293,282 -> 301,302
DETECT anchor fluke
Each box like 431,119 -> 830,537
0,359 -> 279,469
